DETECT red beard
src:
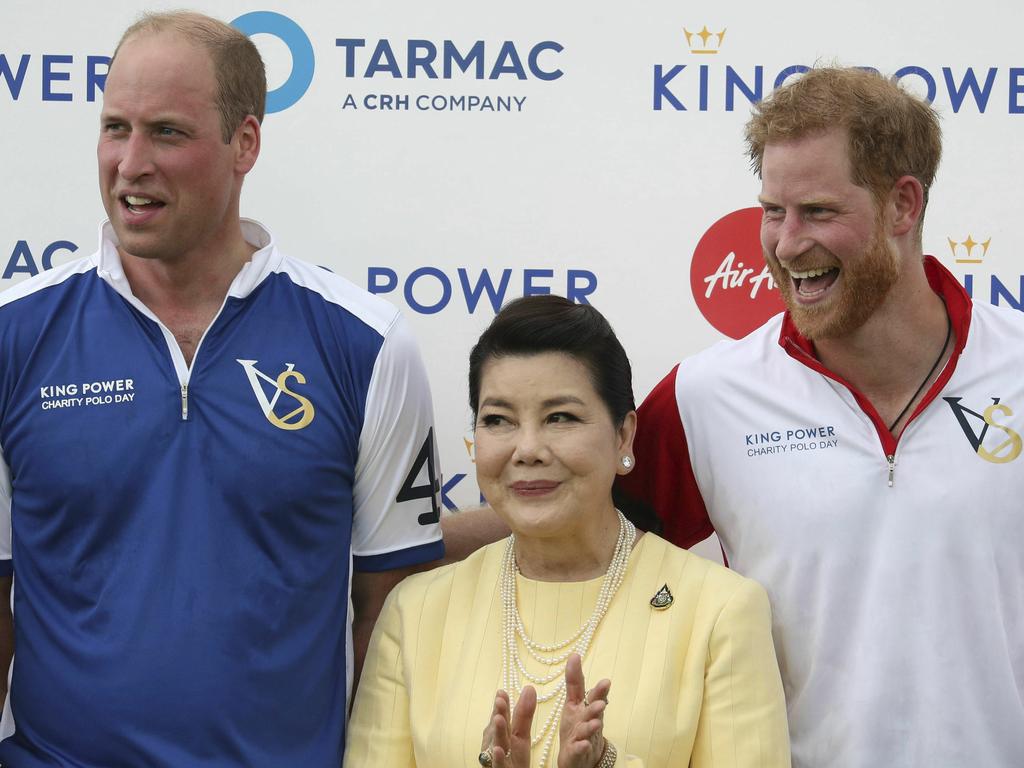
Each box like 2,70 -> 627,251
764,222 -> 900,340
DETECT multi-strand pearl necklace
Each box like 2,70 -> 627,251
499,510 -> 635,768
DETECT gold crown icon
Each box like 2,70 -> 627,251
684,26 -> 726,54
947,235 -> 991,264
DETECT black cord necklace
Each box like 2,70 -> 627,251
887,312 -> 952,433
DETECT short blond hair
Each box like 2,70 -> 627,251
745,67 -> 942,228
112,11 -> 266,143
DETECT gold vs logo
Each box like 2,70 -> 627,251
943,397 -> 1022,464
237,359 -> 316,431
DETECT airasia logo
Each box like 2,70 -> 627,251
689,207 -> 785,339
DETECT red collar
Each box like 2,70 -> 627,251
777,255 -> 972,454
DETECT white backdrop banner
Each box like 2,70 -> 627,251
4,0 -> 1022,558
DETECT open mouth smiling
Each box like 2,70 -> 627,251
122,194 -> 166,214
788,266 -> 839,298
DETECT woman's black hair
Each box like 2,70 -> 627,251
468,295 -> 635,425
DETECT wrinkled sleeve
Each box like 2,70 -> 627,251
611,741 -> 647,766
344,587 -> 416,767
691,579 -> 791,768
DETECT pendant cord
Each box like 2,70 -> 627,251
887,311 -> 952,433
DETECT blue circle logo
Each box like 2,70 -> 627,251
232,11 -> 315,113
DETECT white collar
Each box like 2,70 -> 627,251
93,217 -> 283,302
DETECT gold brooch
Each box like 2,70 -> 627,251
650,584 -> 673,610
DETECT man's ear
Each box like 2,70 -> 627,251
887,175 -> 925,237
233,115 -> 261,175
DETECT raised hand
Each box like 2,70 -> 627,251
557,653 -> 611,768
480,686 -> 537,768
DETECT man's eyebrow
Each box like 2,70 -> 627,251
99,111 -> 196,127
756,195 -> 843,208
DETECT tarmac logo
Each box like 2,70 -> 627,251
237,359 -> 316,431
943,397 -> 1022,464
231,11 -> 315,113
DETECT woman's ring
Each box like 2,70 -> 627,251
478,747 -> 494,766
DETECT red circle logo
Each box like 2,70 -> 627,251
690,207 -> 785,339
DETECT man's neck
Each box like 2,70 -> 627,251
813,257 -> 952,432
120,230 -> 257,366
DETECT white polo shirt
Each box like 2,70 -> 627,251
620,257 -> 1024,767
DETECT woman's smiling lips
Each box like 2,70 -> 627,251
510,480 -> 561,497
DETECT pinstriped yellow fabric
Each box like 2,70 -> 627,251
345,534 -> 790,767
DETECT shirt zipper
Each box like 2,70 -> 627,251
777,261 -> 969,490
99,241 -> 261,426
151,299 -> 232,423
785,338 -> 904,488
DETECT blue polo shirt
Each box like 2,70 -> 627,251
0,220 -> 444,767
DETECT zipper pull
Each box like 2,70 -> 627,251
886,454 -> 895,487
180,384 -> 189,421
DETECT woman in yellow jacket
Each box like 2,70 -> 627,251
345,296 -> 790,768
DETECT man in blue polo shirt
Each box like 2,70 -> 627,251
0,12 -> 448,766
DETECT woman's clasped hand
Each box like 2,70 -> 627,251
480,654 -> 611,768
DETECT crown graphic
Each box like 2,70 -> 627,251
947,235 -> 991,264
683,26 -> 726,54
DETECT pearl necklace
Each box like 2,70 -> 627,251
500,510 -> 635,768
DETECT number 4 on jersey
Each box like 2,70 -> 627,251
396,427 -> 441,525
